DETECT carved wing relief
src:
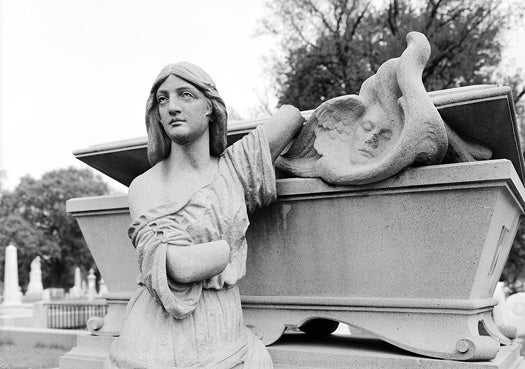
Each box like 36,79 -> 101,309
276,32 -> 491,185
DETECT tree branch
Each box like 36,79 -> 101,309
334,0 -> 350,34
289,14 -> 318,49
302,0 -> 336,34
387,0 -> 399,36
424,3 -> 492,82
424,0 -> 444,32
347,2 -> 369,41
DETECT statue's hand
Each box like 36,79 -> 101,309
275,104 -> 304,126
264,104 -> 306,161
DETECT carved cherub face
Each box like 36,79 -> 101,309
293,95 -> 400,168
348,105 -> 395,165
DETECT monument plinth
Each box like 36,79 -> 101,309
64,84 -> 525,368
60,333 -> 525,369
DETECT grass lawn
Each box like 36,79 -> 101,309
0,342 -> 68,369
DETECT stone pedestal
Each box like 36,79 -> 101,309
60,334 -> 113,369
85,293 -> 130,336
0,304 -> 34,327
59,333 -> 525,369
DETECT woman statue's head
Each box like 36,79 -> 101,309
146,62 -> 228,166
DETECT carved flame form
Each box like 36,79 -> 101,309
276,32 -> 449,185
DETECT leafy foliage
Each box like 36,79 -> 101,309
0,167 -> 109,290
260,0 -> 524,110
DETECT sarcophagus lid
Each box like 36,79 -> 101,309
73,85 -> 524,186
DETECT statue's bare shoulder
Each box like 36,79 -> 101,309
128,164 -> 163,220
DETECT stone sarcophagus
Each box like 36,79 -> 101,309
66,85 -> 525,363
240,159 -> 523,361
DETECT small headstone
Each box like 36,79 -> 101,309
3,245 -> 22,305
87,268 -> 97,300
69,266 -> 83,299
98,278 -> 109,297
25,256 -> 44,301
48,288 -> 65,301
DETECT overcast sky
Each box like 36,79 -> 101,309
0,0 -> 275,191
1,0 -> 524,192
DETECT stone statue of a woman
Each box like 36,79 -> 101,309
104,62 -> 304,368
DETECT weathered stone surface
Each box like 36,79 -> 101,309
65,32 -> 525,367
68,159 -> 525,361
276,32 -> 449,185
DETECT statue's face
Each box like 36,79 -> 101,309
350,108 -> 393,165
156,75 -> 211,145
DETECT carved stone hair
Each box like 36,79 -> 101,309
145,62 -> 228,166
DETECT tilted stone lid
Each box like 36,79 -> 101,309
73,85 -> 524,187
